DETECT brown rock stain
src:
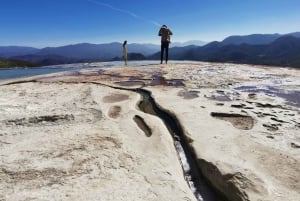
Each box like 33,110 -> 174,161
108,106 -> 122,119
211,112 -> 255,130
103,93 -> 129,103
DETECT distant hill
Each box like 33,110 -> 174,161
0,46 -> 39,57
288,32 -> 300,38
260,36 -> 300,66
222,34 -> 281,45
21,43 -> 159,61
221,32 -> 300,45
37,43 -> 121,60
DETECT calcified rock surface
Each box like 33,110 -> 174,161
1,62 -> 300,201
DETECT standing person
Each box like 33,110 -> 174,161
122,40 -> 128,66
158,25 -> 173,64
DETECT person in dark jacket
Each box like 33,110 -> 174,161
158,25 -> 173,64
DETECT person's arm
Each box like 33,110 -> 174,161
158,28 -> 162,36
169,29 -> 173,35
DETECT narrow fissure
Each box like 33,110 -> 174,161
135,88 -> 226,201
85,81 -> 227,201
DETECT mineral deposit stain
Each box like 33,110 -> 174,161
211,112 -> 254,130
207,91 -> 232,102
129,76 -> 142,81
235,85 -> 300,107
1,166 -> 92,187
231,104 -> 246,108
150,73 -> 184,87
5,114 -> 74,126
115,81 -> 145,87
94,136 -> 122,149
263,123 -> 279,131
108,106 -> 122,119
102,93 -> 129,103
150,74 -> 167,86
177,90 -> 200,99
67,71 -> 82,76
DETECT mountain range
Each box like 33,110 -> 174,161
1,32 -> 300,68
0,43 -> 159,60
221,32 -> 300,45
176,36 -> 300,67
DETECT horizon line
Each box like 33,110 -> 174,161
1,30 -> 299,48
0,40 -> 209,49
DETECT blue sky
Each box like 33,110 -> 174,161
1,0 -> 300,47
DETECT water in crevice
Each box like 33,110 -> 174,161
136,88 -> 225,201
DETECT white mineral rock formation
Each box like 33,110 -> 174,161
1,62 -> 299,201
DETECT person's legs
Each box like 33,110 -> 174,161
165,43 -> 169,64
161,42 -> 169,64
123,47 -> 127,66
160,43 -> 164,64
124,55 -> 127,66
